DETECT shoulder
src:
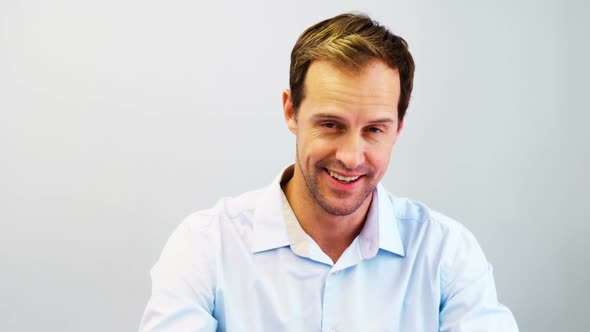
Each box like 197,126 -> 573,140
154,185 -> 269,273
386,192 -> 486,264
384,191 -> 490,287
177,186 -> 265,233
388,193 -> 471,239
388,192 -> 489,282
166,185 -> 269,253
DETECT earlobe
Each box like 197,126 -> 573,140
282,90 -> 297,134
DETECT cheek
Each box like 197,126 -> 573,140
299,136 -> 331,159
367,145 -> 393,170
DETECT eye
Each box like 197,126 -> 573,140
368,127 -> 383,133
322,122 -> 337,129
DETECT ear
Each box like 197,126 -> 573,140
282,89 -> 297,135
396,120 -> 404,136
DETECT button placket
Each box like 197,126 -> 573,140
321,271 -> 342,332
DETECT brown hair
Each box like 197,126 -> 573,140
289,13 -> 415,123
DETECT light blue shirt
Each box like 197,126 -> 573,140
139,166 -> 518,331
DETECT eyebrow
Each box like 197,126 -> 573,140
312,113 -> 395,125
367,118 -> 395,125
312,113 -> 344,121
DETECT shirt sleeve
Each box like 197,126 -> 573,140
438,225 -> 519,332
139,217 -> 218,332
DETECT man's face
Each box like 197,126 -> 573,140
284,60 -> 402,216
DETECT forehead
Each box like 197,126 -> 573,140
301,60 -> 401,118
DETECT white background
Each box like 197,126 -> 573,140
1,0 -> 588,331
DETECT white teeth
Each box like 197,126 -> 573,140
329,170 -> 360,182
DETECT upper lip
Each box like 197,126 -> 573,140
326,168 -> 364,178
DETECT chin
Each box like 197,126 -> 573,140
316,191 -> 373,216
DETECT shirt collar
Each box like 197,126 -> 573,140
250,165 -> 405,258
250,165 -> 293,253
374,183 -> 405,257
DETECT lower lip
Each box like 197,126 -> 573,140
324,169 -> 363,192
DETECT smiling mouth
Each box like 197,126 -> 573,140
327,169 -> 361,183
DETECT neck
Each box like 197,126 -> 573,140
283,165 -> 372,263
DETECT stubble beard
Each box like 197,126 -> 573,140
296,150 -> 376,216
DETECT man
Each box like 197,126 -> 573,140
139,13 -> 518,331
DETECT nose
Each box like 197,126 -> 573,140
335,132 -> 365,170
